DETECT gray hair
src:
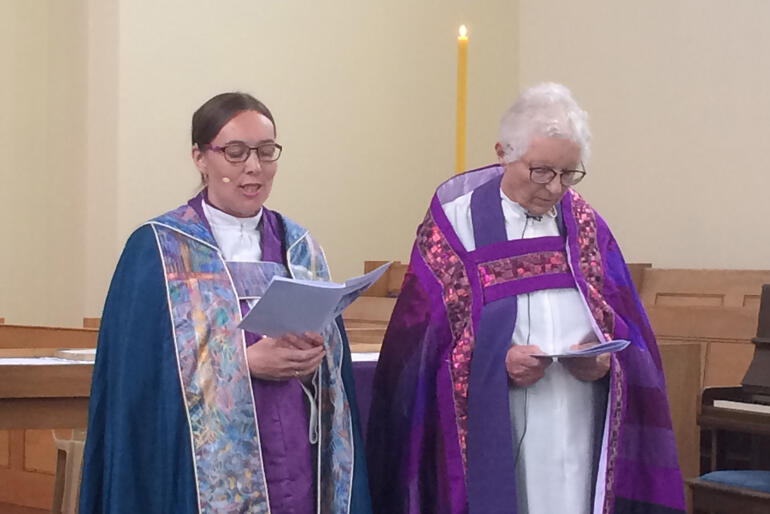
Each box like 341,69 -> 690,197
497,82 -> 591,164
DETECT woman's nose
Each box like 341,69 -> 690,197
243,150 -> 262,173
545,175 -> 564,194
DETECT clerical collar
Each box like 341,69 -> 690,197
202,200 -> 263,231
499,188 -> 557,220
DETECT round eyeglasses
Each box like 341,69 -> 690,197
206,141 -> 283,164
529,165 -> 586,187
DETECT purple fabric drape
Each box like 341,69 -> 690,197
367,168 -> 686,514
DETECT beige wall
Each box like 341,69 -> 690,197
84,0 -> 119,315
2,0 -> 518,325
5,0 -> 770,326
519,0 -> 770,269
103,0 -> 518,315
0,0 -> 87,326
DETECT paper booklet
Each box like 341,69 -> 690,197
238,262 -> 391,337
532,339 -> 631,359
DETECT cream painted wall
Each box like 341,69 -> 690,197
0,0 -> 87,326
3,0 -> 518,324
10,1 -> 769,325
101,0 -> 518,313
518,0 -> 770,269
84,0 -> 119,315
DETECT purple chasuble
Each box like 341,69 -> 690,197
367,165 -> 685,514
188,193 -> 314,514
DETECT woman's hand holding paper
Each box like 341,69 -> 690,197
246,331 -> 325,381
505,345 -> 552,387
562,341 -> 611,382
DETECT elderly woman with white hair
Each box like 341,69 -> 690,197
367,83 -> 685,514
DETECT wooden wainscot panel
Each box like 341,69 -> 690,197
648,305 -> 757,389
659,343 -> 702,483
0,429 -> 8,468
23,430 -> 57,474
639,269 -> 770,309
646,306 -> 757,342
703,342 -> 756,388
0,469 -> 54,510
0,430 -> 55,510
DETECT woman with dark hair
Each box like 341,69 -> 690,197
79,92 -> 372,514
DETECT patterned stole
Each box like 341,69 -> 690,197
147,203 -> 354,514
149,219 -> 271,513
465,176 -> 577,514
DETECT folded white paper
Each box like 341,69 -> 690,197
533,339 -> 631,359
238,262 -> 391,337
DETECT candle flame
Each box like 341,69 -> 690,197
459,25 -> 468,38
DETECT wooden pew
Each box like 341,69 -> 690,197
343,261 -> 403,352
0,325 -> 95,512
360,260 -> 407,298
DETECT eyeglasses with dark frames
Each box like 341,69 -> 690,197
206,141 -> 283,163
528,163 -> 586,187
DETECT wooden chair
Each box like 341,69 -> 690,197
51,430 -> 86,514
49,320 -> 96,514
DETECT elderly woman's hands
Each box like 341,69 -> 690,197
562,341 -> 610,382
505,345 -> 552,387
246,331 -> 326,382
